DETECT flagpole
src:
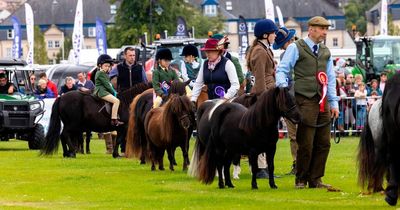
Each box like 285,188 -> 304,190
380,0 -> 388,35
61,30 -> 64,61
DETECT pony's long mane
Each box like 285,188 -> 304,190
168,80 -> 189,96
161,94 -> 192,143
239,88 -> 279,133
125,88 -> 153,158
233,93 -> 258,107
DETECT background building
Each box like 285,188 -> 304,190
189,0 -> 356,53
366,0 -> 400,35
0,0 -> 117,64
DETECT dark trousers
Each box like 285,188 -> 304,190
295,94 -> 331,184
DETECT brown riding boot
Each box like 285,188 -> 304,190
104,133 -> 113,154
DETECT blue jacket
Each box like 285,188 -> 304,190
35,88 -> 55,99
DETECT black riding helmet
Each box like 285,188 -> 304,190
180,44 -> 199,57
155,48 -> 173,61
97,54 -> 114,66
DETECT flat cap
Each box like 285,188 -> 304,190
308,16 -> 331,27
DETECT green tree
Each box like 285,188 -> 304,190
108,0 -> 224,47
344,0 -> 380,35
389,14 -> 400,35
55,36 -> 72,63
33,25 -> 48,64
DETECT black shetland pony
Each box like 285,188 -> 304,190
40,83 -> 150,158
358,72 -> 400,206
196,87 -> 301,189
188,93 -> 258,177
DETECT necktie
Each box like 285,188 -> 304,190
312,45 -> 318,57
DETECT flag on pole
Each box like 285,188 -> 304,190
95,17 -> 107,55
276,6 -> 284,27
24,3 -> 34,65
72,0 -> 83,64
380,0 -> 388,36
11,16 -> 21,59
175,16 -> 189,37
237,15 -> 249,59
264,0 -> 275,21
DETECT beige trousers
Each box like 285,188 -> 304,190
101,94 -> 120,120
284,117 -> 298,161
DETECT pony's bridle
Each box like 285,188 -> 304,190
282,104 -> 297,118
179,114 -> 191,129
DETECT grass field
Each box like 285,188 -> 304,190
0,136 -> 393,210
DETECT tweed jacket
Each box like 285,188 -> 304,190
248,41 -> 275,95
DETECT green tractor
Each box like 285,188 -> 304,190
352,36 -> 400,80
0,59 -> 45,149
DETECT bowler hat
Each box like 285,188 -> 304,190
156,48 -> 173,60
308,16 -> 331,27
180,44 -> 199,57
201,38 -> 222,51
273,27 -> 296,50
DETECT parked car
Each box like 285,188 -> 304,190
144,37 -> 207,81
46,64 -> 95,92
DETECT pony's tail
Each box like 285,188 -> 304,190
357,115 -> 378,191
40,98 -> 62,155
125,94 -> 141,158
188,137 -> 205,177
198,105 -> 231,184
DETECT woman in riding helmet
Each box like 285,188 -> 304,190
247,18 -> 278,95
94,54 -> 123,126
152,48 -> 179,108
246,18 -> 279,179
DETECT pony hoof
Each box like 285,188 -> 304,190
151,166 -> 156,171
226,184 -> 235,188
219,184 -> 225,189
159,167 -> 165,171
112,153 -> 122,158
173,161 -> 177,166
64,153 -> 76,158
385,195 -> 398,206
252,185 -> 258,190
169,167 -> 174,171
86,151 -> 91,154
140,160 -> 146,164
270,184 -> 278,189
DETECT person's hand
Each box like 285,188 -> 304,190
7,85 -> 14,94
191,101 -> 197,113
331,108 -> 339,119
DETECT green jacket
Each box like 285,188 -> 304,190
152,66 -> 179,96
294,39 -> 330,98
94,70 -> 116,97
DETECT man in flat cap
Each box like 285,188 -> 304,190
275,16 -> 339,189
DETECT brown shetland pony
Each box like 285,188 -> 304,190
125,80 -> 194,167
144,94 -> 194,171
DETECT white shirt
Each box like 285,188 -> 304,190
191,58 -> 239,101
